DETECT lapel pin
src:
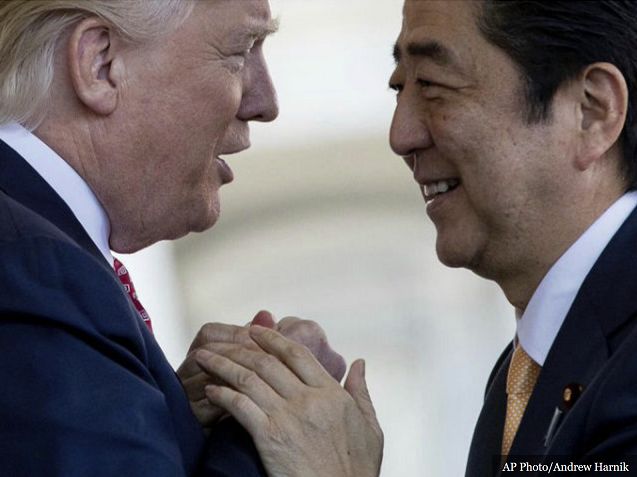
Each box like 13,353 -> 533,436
544,383 -> 584,447
562,383 -> 584,410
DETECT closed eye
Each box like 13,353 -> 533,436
417,79 -> 436,88
224,56 -> 246,74
239,38 -> 262,57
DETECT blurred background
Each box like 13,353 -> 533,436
118,1 -> 515,475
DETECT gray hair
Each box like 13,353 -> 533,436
0,0 -> 194,129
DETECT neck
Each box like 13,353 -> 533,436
497,186 -> 626,310
33,118 -> 98,182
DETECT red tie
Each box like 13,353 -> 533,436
113,258 -> 153,333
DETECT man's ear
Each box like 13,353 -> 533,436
576,62 -> 628,170
67,17 -> 120,115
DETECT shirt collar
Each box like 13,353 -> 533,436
0,123 -> 114,266
516,191 -> 637,365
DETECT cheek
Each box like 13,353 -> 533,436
170,66 -> 242,128
186,86 -> 241,154
208,74 -> 243,117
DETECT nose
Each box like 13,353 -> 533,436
389,93 -> 432,158
237,48 -> 279,123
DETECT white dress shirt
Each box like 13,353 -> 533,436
0,123 -> 113,265
517,191 -> 637,365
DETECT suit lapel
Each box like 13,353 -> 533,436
507,306 -> 607,457
466,344 -> 512,477
0,139 -> 107,265
508,205 -> 637,457
468,206 -> 637,474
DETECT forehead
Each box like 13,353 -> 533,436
395,0 -> 485,74
195,0 -> 277,43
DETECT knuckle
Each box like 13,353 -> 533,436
288,342 -> 311,361
278,316 -> 300,326
255,354 -> 278,372
231,326 -> 250,344
205,384 -> 223,400
231,392 -> 251,412
200,322 -> 221,341
236,369 -> 259,390
300,320 -> 325,340
303,319 -> 322,334
284,320 -> 327,351
203,353 -> 227,372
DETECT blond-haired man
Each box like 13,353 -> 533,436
0,1 -> 348,476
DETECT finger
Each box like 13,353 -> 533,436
196,349 -> 285,411
188,322 -> 254,352
179,343 -> 259,381
180,323 -> 261,380
177,349 -> 208,380
190,398 -> 226,427
198,344 -> 304,399
276,317 -> 320,346
314,346 -> 346,383
249,326 -> 333,387
250,310 -> 277,328
275,316 -> 300,330
183,343 -> 276,399
181,370 -> 218,401
344,359 -> 381,429
204,385 -> 269,439
277,317 -> 347,382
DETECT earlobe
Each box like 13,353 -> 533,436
577,63 -> 628,170
67,18 -> 118,116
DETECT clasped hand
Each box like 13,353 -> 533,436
179,311 -> 383,477
178,310 -> 347,426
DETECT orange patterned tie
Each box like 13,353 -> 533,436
501,345 -> 541,456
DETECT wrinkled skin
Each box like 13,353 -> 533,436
196,326 -> 383,477
177,310 -> 346,427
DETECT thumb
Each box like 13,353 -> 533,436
344,359 -> 379,427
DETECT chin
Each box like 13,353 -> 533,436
177,189 -> 221,233
188,204 -> 221,233
436,242 -> 501,282
435,236 -> 478,270
111,217 -> 217,254
191,215 -> 219,233
110,234 -> 157,254
436,249 -> 469,269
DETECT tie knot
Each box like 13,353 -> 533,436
506,345 -> 541,395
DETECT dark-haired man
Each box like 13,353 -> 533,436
191,1 -> 637,476
389,0 -> 637,473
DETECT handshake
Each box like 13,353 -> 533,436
177,310 -> 383,477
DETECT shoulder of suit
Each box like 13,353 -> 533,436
0,188 -> 76,245
0,194 -> 150,364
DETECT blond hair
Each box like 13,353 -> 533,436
0,0 -> 194,129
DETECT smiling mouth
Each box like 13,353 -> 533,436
422,178 -> 460,202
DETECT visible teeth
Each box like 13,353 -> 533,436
424,183 -> 437,197
424,179 -> 459,199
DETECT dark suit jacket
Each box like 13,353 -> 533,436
466,204 -> 637,476
0,140 -> 266,476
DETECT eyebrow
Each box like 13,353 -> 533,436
392,40 -> 455,68
238,17 -> 280,44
